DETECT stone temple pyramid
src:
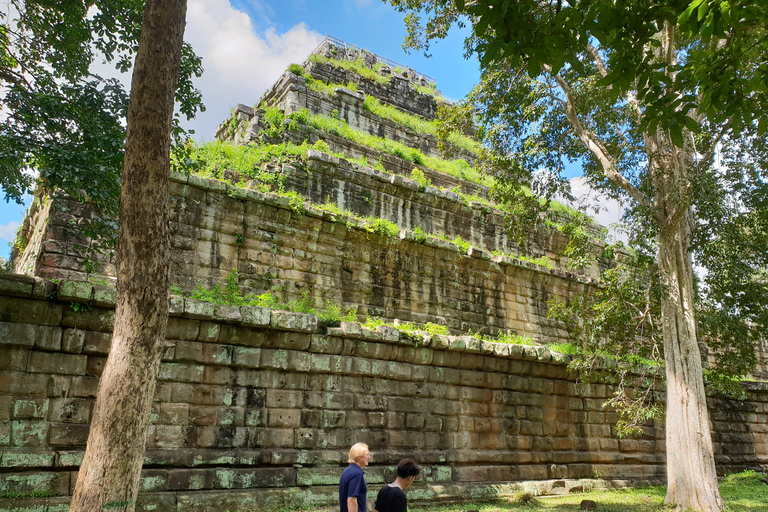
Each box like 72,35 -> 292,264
17,35 -> 611,342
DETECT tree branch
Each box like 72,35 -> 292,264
544,64 -> 656,215
586,44 -> 608,78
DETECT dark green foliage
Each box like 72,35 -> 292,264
1,0 -> 203,248
549,250 -> 666,437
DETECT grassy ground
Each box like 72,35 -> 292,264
241,472 -> 767,512
409,471 -> 767,512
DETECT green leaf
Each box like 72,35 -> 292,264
455,0 -> 465,10
669,122 -> 684,148
527,55 -> 540,77
758,116 -> 768,136
684,115 -> 700,132
698,0 -> 711,21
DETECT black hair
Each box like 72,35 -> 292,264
396,459 -> 420,478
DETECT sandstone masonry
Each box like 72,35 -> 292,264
0,274 -> 766,511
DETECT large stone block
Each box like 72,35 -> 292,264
0,322 -> 36,348
26,352 -> 86,376
270,311 -> 317,333
0,297 -> 64,326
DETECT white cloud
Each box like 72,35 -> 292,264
565,176 -> 628,243
0,221 -> 20,242
182,0 -> 323,139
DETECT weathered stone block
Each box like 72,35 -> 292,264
309,335 -> 344,354
233,347 -> 261,368
160,402 -> 190,425
214,305 -> 242,323
184,299 -> 215,320
189,405 -> 218,426
61,307 -> 115,332
263,331 -> 312,351
13,398 -> 50,420
268,408 -> 301,428
82,331 -> 111,355
91,286 -> 117,308
218,325 -> 265,347
240,306 -> 270,327
34,325 -> 62,351
0,348 -> 29,372
159,363 -> 204,383
198,321 -> 221,342
166,317 -> 200,340
270,310 -> 317,333
62,328 -> 85,353
0,297 -> 63,326
0,322 -> 36,348
26,351 -> 86,375
69,376 -> 98,399
47,398 -> 91,424
57,281 -> 93,303
266,389 -> 304,409
0,468 -> 70,495
306,391 -> 353,410
48,423 -> 89,447
0,450 -> 55,468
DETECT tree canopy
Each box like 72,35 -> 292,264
0,0 -> 203,228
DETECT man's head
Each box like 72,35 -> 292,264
396,459 -> 419,488
348,443 -> 371,468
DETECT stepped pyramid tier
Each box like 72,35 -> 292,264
13,35 -> 617,342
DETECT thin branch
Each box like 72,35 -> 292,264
544,64 -> 657,217
586,44 -> 608,78
697,118 -> 732,169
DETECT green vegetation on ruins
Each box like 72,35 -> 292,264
288,63 -> 476,154
177,137 -> 584,276
178,268 -> 547,347
307,54 -> 390,85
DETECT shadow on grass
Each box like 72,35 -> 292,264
408,474 -> 767,512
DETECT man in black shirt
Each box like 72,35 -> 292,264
374,459 -> 419,512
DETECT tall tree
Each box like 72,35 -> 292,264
385,1 -> 768,511
68,0 -> 187,510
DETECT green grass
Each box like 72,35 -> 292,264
299,112 -> 495,188
308,54 -> 390,85
408,474 -> 767,511
226,471 -> 768,512
362,96 -> 480,155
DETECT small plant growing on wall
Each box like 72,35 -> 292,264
410,168 -> 431,192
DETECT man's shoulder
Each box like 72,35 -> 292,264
377,485 -> 405,498
341,464 -> 363,480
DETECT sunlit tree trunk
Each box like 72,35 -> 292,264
649,127 -> 724,511
69,1 -> 187,511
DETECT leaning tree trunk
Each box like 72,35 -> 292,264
69,1 -> 187,511
651,131 -> 724,511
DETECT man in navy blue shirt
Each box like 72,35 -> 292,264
339,443 -> 372,512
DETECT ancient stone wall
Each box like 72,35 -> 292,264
0,274 -> 766,511
18,165 -> 600,339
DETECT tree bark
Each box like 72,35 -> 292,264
657,215 -> 723,512
649,123 -> 724,511
69,1 -> 187,511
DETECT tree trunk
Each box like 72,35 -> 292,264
657,216 -> 723,512
652,140 -> 724,510
69,1 -> 187,511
